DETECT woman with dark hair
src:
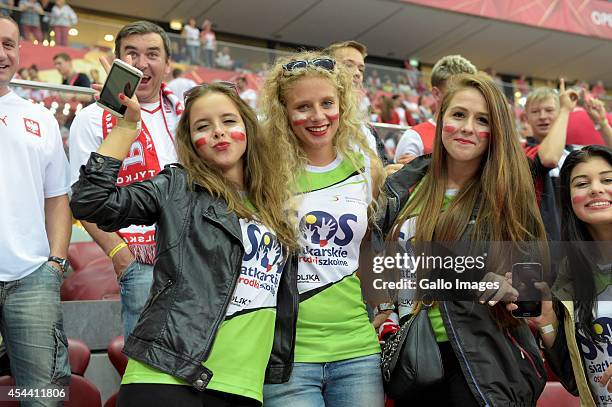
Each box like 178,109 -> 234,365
381,72 -> 548,406
531,145 -> 612,406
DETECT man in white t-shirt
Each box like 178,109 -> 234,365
237,76 -> 257,110
168,67 -> 197,101
0,15 -> 72,399
69,21 -> 182,339
325,40 -> 388,165
394,55 -> 476,164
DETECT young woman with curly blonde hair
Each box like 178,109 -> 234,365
260,50 -> 385,407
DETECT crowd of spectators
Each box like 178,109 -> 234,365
0,0 -> 77,45
6,8 -> 611,161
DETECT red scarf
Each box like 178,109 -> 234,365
101,83 -> 182,264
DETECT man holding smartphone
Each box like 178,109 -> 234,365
0,16 -> 72,401
69,21 -> 183,338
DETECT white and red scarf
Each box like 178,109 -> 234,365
102,83 -> 183,264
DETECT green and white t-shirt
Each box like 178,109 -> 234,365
576,266 -> 612,407
293,153 -> 380,362
395,187 -> 458,342
122,216 -> 285,403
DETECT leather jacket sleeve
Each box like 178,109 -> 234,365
366,124 -> 389,166
70,152 -> 177,232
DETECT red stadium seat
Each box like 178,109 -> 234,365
536,381 -> 580,407
107,336 -> 128,377
104,392 -> 118,407
0,376 -> 17,407
66,375 -> 102,407
60,259 -> 119,301
67,242 -> 107,272
68,338 -> 91,376
0,338 -> 101,407
106,336 -> 128,407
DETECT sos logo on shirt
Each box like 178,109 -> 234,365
243,223 -> 283,270
577,315 -> 612,405
299,211 -> 357,247
578,316 -> 612,361
228,221 -> 284,316
297,211 -> 358,270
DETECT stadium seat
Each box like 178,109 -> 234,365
0,376 -> 17,407
68,338 -> 91,376
66,375 -> 102,407
0,338 -> 102,407
105,337 -> 128,407
60,259 -> 119,301
67,241 -> 106,272
107,336 -> 128,377
536,381 -> 580,407
104,392 -> 118,407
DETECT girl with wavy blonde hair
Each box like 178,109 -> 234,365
260,50 -> 385,407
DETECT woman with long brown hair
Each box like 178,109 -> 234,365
71,81 -> 298,406
380,72 -> 548,406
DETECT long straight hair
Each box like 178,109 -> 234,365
559,145 -> 612,341
391,73 -> 546,243
389,73 -> 548,325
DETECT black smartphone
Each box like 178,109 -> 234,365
97,59 -> 143,118
511,262 -> 542,318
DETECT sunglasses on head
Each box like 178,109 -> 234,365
282,58 -> 336,74
184,81 -> 238,103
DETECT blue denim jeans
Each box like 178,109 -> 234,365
263,354 -> 384,407
118,262 -> 154,338
187,44 -> 200,65
0,263 -> 71,406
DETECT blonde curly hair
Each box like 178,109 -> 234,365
260,50 -> 383,198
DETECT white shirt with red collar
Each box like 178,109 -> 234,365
69,92 -> 180,263
0,90 -> 70,281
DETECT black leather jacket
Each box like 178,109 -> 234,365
376,156 -> 547,406
70,153 -> 298,391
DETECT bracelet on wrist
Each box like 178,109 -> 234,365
108,242 -> 128,259
539,323 -> 556,336
375,303 -> 395,314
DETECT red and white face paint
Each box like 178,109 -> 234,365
441,88 -> 490,164
192,129 -> 212,148
569,156 -> 612,228
285,76 -> 340,163
291,112 -> 308,127
188,93 -> 248,174
229,126 -> 247,141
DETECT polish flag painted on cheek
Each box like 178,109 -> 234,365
229,126 -> 247,141
326,113 -> 340,122
291,113 -> 308,127
478,131 -> 490,139
192,132 -> 210,149
442,124 -> 457,134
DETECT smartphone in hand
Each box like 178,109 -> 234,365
511,262 -> 543,318
96,59 -> 143,118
